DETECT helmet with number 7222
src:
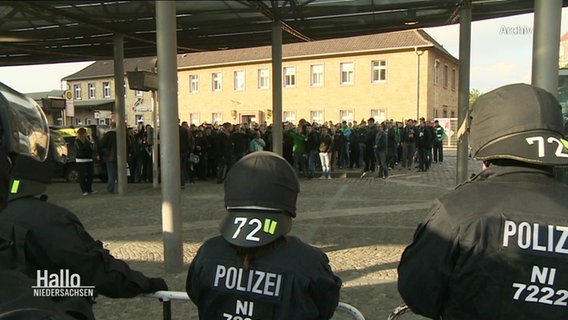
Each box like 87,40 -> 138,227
469,83 -> 568,166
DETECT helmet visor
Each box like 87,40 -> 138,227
0,83 -> 49,162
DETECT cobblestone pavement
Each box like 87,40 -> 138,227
44,150 -> 482,320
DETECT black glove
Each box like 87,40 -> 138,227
148,277 -> 168,292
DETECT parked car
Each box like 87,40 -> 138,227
48,125 -> 109,183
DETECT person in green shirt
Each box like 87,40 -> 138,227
433,119 -> 446,163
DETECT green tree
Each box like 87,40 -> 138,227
469,89 -> 482,107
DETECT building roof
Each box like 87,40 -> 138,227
64,29 -> 455,81
63,56 -> 157,81
177,29 -> 455,69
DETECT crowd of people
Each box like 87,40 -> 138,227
111,116 -> 447,187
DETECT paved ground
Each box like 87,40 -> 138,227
45,150 -> 482,320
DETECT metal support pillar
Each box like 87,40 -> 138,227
113,34 -> 128,195
156,1 -> 183,273
272,20 -> 283,156
531,0 -> 562,96
456,0 -> 471,185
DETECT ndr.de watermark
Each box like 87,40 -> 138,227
33,269 -> 95,297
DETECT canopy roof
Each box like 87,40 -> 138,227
1,0 -> 565,67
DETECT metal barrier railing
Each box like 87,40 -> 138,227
146,290 -> 365,320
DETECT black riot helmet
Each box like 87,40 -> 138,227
220,151 -> 300,248
469,83 -> 568,166
0,82 -> 51,207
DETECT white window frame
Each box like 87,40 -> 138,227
371,60 -> 387,83
212,72 -> 222,92
212,112 -> 222,124
234,70 -> 245,91
283,110 -> 296,123
190,113 -> 200,125
370,109 -> 387,124
310,110 -> 324,125
103,82 -> 111,98
311,64 -> 324,86
283,66 -> 296,87
190,74 -> 199,93
258,68 -> 269,89
339,109 -> 354,123
73,84 -> 81,100
340,62 -> 354,84
88,83 -> 95,99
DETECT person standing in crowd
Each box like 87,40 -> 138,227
194,128 -> 210,181
305,123 -> 320,179
186,151 -> 341,319
340,120 -> 351,169
432,119 -> 446,164
74,127 -> 95,196
231,124 -> 249,165
364,117 -> 378,173
99,121 -> 118,194
215,122 -> 233,184
416,117 -> 433,172
398,83 -> 568,319
248,129 -> 266,152
318,126 -> 333,179
331,125 -> 346,169
374,122 -> 389,179
287,124 -> 307,175
179,120 -> 193,188
400,119 -> 417,170
0,84 -> 168,319
356,120 -> 368,169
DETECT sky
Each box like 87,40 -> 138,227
0,8 -> 566,94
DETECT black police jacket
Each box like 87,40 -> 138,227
186,235 -> 342,320
0,195 -> 167,319
398,165 -> 568,320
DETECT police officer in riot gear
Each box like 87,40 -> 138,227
397,83 -> 568,319
0,83 -> 167,319
186,151 -> 342,319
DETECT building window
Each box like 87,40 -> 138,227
103,82 -> 111,98
283,67 -> 296,87
371,109 -> 387,123
234,70 -> 245,91
73,84 -> 81,100
311,64 -> 323,86
212,72 -> 222,92
212,112 -> 222,124
190,74 -> 199,93
283,111 -> 296,123
88,83 -> 95,99
190,113 -> 200,125
371,60 -> 387,82
340,62 -> 354,84
135,90 -> 143,97
258,68 -> 270,89
339,109 -> 354,123
451,68 -> 456,91
310,110 -> 324,125
444,65 -> 449,88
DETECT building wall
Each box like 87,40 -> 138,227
65,78 -> 154,127
64,48 -> 458,128
177,48 -> 458,126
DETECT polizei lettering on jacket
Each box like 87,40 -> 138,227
213,265 -> 283,297
502,220 -> 568,254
